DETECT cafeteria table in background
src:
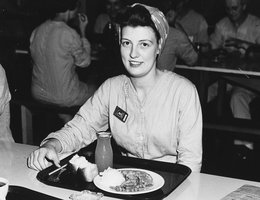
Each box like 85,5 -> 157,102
176,49 -> 260,117
175,61 -> 260,117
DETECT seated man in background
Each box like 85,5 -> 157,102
0,64 -> 14,142
210,0 -> 260,120
157,26 -> 198,71
166,0 -> 209,46
157,1 -> 198,71
30,0 -> 97,122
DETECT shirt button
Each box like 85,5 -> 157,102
139,135 -> 144,140
140,108 -> 144,113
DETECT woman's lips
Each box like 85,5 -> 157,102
129,61 -> 142,67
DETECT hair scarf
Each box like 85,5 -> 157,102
131,3 -> 169,53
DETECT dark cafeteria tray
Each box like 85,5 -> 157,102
7,186 -> 62,200
37,146 -> 191,200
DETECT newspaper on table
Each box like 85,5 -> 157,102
221,184 -> 260,200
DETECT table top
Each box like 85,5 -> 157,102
1,141 -> 260,200
176,51 -> 260,77
176,64 -> 260,77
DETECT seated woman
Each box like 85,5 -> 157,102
27,3 -> 203,172
0,64 -> 14,142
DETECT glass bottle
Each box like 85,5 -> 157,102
95,132 -> 113,173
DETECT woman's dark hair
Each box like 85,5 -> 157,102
42,0 -> 79,19
172,0 -> 192,11
119,5 -> 161,43
51,0 -> 79,12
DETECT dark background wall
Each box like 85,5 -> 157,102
1,0 -> 260,40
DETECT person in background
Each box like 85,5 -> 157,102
30,0 -> 97,122
209,0 -> 260,151
157,3 -> 198,71
93,0 -> 124,34
209,0 -> 260,120
167,0 -> 209,46
92,0 -> 127,81
157,26 -> 198,71
27,4 -> 202,172
0,64 -> 14,142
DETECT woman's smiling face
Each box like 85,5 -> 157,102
120,26 -> 160,78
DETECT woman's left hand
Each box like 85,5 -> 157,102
78,13 -> 88,37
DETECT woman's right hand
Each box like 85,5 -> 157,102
27,140 -> 61,171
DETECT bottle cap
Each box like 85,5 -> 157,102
97,132 -> 111,138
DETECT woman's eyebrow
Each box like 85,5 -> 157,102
121,38 -> 154,43
139,39 -> 153,43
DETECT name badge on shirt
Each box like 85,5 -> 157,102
113,106 -> 128,122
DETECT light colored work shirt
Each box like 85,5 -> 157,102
0,65 -> 14,142
44,71 -> 203,172
210,14 -> 260,49
30,20 -> 92,107
157,27 -> 198,71
176,9 -> 209,44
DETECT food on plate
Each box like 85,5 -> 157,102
111,169 -> 154,192
69,154 -> 98,182
99,167 -> 125,187
99,168 -> 154,192
69,190 -> 103,200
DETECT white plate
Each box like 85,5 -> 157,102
93,168 -> 165,195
